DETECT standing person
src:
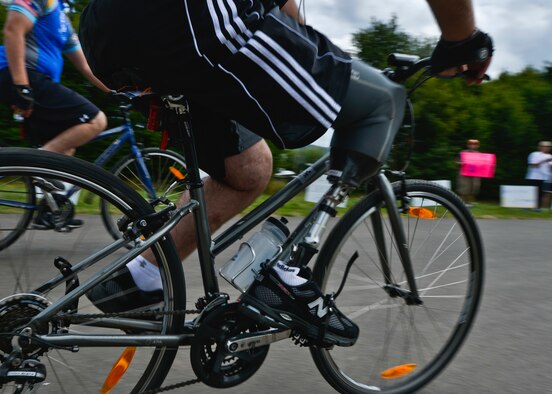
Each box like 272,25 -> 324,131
457,138 -> 482,206
80,0 -> 493,346
526,141 -> 552,210
0,0 -> 110,228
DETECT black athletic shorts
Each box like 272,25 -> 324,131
0,67 -> 101,146
187,105 -> 262,180
79,0 -> 352,150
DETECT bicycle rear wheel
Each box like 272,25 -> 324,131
0,148 -> 186,393
0,174 -> 35,251
311,180 -> 484,394
101,148 -> 188,241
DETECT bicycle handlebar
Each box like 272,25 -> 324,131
385,54 -> 431,83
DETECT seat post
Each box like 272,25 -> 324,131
162,96 -> 220,297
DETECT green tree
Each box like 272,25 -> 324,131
352,15 -> 435,69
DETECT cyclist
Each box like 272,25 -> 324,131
0,0 -> 110,228
80,0 -> 493,346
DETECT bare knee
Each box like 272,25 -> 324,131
90,111 -> 107,134
224,140 -> 273,193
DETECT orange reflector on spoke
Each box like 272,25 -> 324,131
169,166 -> 186,180
381,363 -> 417,379
408,207 -> 436,219
101,347 -> 137,394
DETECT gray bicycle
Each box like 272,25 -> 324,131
0,55 -> 484,394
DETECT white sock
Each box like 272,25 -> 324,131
126,256 -> 162,292
273,261 -> 308,286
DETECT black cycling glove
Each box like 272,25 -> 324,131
430,30 -> 494,74
12,84 -> 34,111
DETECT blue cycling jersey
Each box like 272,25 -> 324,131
0,0 -> 80,82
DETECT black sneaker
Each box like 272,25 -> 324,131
32,193 -> 81,230
32,214 -> 84,230
86,267 -> 163,313
240,263 -> 359,347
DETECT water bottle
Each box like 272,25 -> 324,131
219,217 -> 290,292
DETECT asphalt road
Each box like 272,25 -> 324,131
1,216 -> 551,393
165,218 -> 552,394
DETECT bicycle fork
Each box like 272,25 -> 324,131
375,173 -> 422,305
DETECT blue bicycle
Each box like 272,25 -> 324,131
0,96 -> 187,249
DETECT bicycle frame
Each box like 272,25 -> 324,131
25,96 -> 420,349
76,108 -> 156,199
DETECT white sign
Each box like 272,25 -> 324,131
500,185 -> 538,208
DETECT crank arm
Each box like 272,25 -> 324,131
226,328 -> 291,353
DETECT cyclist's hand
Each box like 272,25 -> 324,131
430,30 -> 493,85
11,84 -> 34,118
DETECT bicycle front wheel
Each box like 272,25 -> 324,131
0,148 -> 186,393
311,180 -> 484,394
101,148 -> 188,241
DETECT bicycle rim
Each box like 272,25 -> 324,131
311,180 -> 484,394
0,174 -> 35,251
101,148 -> 187,241
0,148 -> 186,393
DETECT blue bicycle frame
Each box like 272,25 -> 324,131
0,106 -> 158,210
89,120 -> 156,200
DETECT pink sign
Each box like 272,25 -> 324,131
460,152 -> 496,178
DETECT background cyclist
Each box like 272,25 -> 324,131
0,0 -> 110,154
0,0 -> 110,228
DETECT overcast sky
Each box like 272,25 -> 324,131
303,0 -> 552,78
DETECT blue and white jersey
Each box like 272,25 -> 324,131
0,0 -> 80,82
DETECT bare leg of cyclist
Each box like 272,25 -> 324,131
32,112 -> 108,230
87,140 -> 272,303
145,139 -> 273,262
41,111 -> 107,155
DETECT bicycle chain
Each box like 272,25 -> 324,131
57,308 -> 200,322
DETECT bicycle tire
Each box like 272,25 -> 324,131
310,180 -> 484,394
0,140 -> 36,250
0,148 -> 186,393
0,174 -> 35,251
101,148 -> 187,241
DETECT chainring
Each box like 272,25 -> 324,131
0,294 -> 52,357
190,302 -> 269,388
36,193 -> 74,229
